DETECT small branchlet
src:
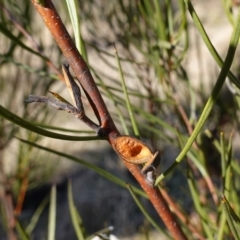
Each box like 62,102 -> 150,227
24,95 -> 82,117
25,64 -> 101,134
25,94 -> 100,133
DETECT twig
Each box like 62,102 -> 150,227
30,0 -> 188,238
25,95 -> 100,132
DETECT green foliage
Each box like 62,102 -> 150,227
1,0 -> 240,239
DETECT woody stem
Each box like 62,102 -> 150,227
30,1 -> 188,239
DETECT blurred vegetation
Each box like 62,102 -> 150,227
1,0 -> 240,239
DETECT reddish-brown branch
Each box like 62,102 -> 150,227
31,0 -> 115,132
30,0 -> 188,239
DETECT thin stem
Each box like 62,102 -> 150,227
31,0 -> 117,134
30,1 -> 188,238
155,6 -> 240,184
184,0 -> 240,88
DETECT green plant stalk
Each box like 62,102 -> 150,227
187,172 -> 214,239
65,0 -> 88,62
68,180 -> 85,240
93,71 -> 129,135
188,147 -> 218,205
166,0 -> 174,37
188,78 -> 197,124
175,0 -> 187,41
155,6 -> 240,185
18,138 -> 147,198
140,0 -> 151,23
217,134 -> 231,240
168,118 -> 219,205
172,30 -> 189,69
222,196 -> 240,240
48,185 -> 56,240
177,130 -> 216,194
184,0 -> 240,88
217,134 -> 237,240
26,195 -> 49,235
108,90 -> 177,141
231,182 -> 240,227
115,47 -> 140,137
0,22 -> 47,60
106,88 -> 178,134
153,0 -> 167,41
220,132 -> 226,179
65,0 -> 81,51
224,195 -> 240,223
33,123 -> 95,133
224,135 -> 233,200
217,212 -> 227,240
221,0 -> 234,26
187,151 -> 207,177
0,55 -> 54,78
16,221 -> 30,240
0,105 -> 101,141
204,129 -> 222,152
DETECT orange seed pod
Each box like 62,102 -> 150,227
114,136 -> 158,167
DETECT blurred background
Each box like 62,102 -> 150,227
1,0 -> 240,239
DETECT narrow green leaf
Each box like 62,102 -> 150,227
115,47 -> 139,137
217,211 -> 227,240
0,105 -> 102,141
48,185 -> 57,240
221,0 -> 234,25
220,132 -> 226,179
187,172 -> 214,239
93,71 -> 129,135
68,180 -> 85,240
127,184 -> 166,235
18,138 -> 147,198
16,221 -> 31,240
222,195 -> 240,240
26,195 -> 49,234
153,0 -> 167,41
224,133 -> 233,200
184,0 -> 240,88
0,23 -> 47,60
32,123 -> 95,134
155,6 -> 240,185
65,0 -> 88,62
